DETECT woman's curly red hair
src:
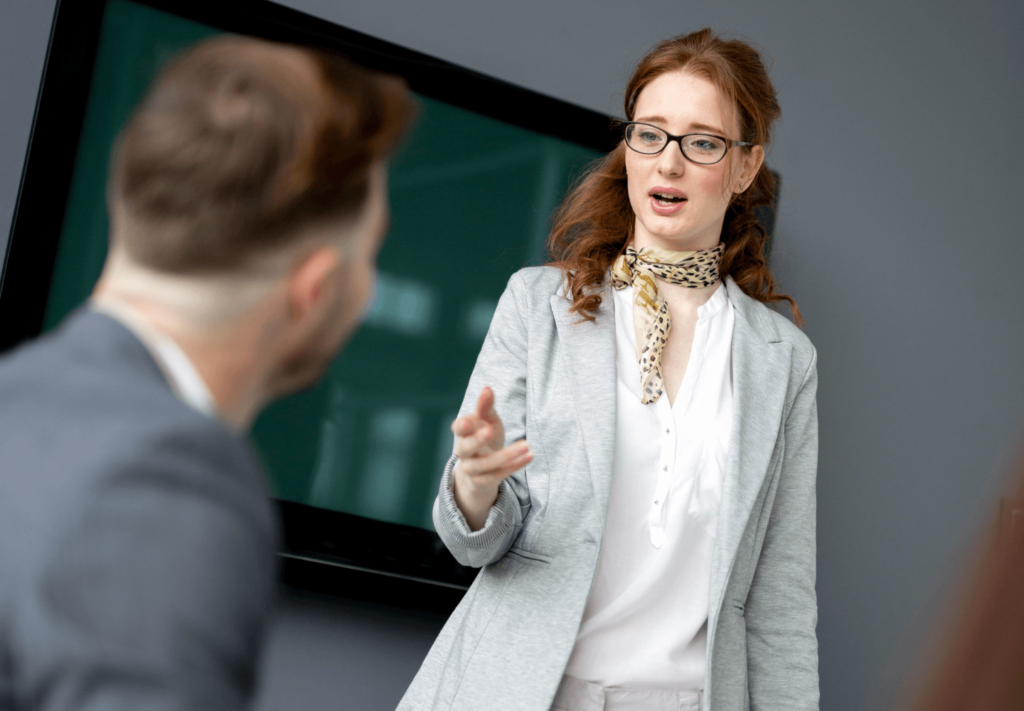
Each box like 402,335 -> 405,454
546,28 -> 802,325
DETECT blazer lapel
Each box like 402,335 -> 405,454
550,285 -> 617,521
709,278 -> 793,618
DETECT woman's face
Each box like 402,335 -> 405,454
625,69 -> 764,252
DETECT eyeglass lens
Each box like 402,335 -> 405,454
624,124 -> 728,164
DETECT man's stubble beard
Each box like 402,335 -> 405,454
268,338 -> 341,399
265,313 -> 349,401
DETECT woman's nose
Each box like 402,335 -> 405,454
657,140 -> 686,177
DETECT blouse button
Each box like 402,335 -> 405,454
662,466 -> 668,472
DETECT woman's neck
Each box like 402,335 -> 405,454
632,217 -> 723,254
658,277 -> 722,313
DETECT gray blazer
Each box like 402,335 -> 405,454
0,309 -> 278,711
399,266 -> 819,711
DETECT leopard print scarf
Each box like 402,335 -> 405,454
610,242 -> 725,404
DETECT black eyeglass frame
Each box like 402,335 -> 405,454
621,121 -> 757,165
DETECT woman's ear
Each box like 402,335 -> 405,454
735,145 -> 765,193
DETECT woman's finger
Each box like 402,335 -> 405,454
476,386 -> 503,428
462,456 -> 534,489
451,413 -> 485,437
460,440 -> 531,478
453,425 -> 494,459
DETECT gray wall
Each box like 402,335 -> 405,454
0,0 -> 55,277
3,0 -> 1024,709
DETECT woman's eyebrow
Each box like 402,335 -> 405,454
689,122 -> 727,135
633,116 -> 727,135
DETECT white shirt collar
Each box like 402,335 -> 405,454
697,280 -> 729,320
89,299 -> 218,420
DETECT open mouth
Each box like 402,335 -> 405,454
651,192 -> 686,205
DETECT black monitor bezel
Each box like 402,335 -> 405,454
1,0 -> 781,599
0,0 -> 619,596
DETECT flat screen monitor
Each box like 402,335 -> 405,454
1,0 -> 778,598
0,0 -> 614,593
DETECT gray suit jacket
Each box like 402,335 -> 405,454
399,267 -> 818,711
0,309 -> 278,711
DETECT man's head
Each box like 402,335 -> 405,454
96,36 -> 415,419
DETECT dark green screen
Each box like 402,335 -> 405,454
46,0 -> 600,530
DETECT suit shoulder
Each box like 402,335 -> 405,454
110,413 -> 271,521
49,414 -> 278,580
508,265 -> 564,295
741,298 -> 817,379
1,334 -> 271,540
766,307 -> 815,355
488,266 -> 565,324
770,312 -> 817,394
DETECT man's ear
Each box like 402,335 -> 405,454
286,245 -> 342,322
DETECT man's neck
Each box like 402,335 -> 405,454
91,290 -> 270,430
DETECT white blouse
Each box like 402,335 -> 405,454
564,281 -> 735,691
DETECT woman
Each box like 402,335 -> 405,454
400,28 -> 818,711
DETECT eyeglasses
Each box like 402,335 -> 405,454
622,121 -> 756,165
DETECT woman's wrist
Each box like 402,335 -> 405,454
452,462 -> 500,531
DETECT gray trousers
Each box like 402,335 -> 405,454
550,675 -> 702,711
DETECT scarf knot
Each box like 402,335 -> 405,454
610,243 -> 724,404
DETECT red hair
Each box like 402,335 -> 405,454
546,28 -> 802,325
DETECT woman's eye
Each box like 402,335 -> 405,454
691,139 -> 719,152
639,130 -> 661,143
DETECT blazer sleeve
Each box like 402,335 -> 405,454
19,430 -> 277,711
433,271 -> 532,568
744,347 -> 820,711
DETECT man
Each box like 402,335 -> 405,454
0,36 -> 413,709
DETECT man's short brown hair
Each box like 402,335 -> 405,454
111,36 -> 415,273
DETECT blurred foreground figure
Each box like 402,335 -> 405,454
903,449 -> 1024,711
0,36 -> 412,710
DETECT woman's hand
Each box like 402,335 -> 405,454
451,386 -> 533,531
